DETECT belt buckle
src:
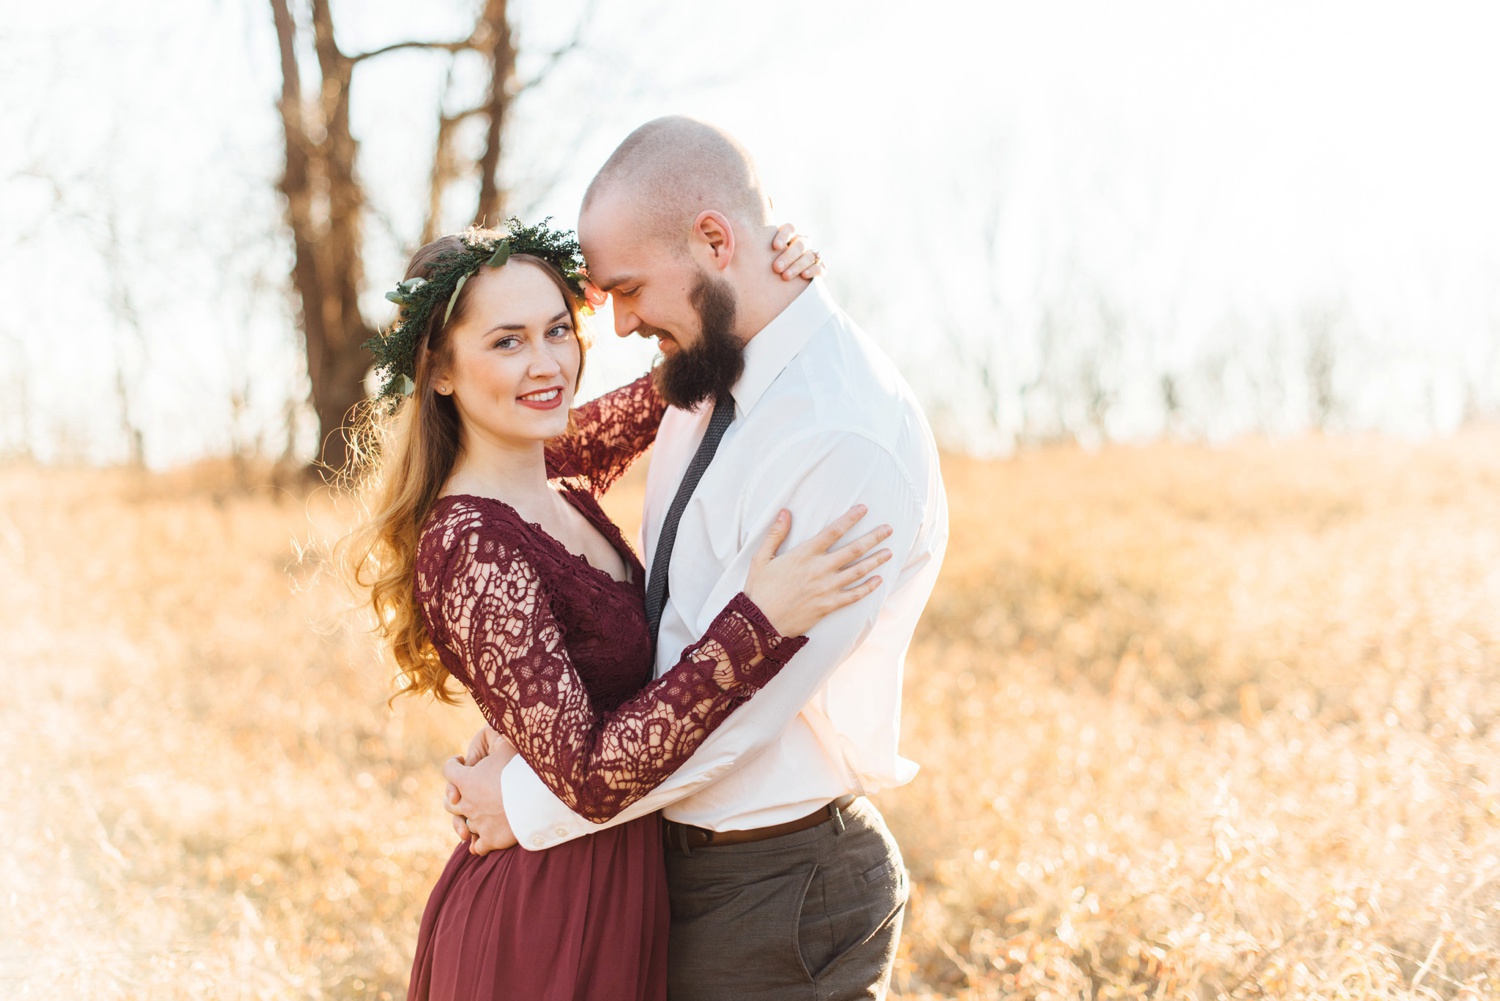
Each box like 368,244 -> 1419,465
665,819 -> 708,854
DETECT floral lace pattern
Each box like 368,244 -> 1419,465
415,374 -> 805,822
545,372 -> 668,495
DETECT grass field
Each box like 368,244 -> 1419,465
3,430 -> 1498,999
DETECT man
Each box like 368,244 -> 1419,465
444,116 -> 948,999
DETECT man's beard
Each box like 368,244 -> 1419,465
650,272 -> 744,410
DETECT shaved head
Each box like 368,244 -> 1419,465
579,117 -> 799,389
582,116 -> 772,250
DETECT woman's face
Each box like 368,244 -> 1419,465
436,261 -> 581,452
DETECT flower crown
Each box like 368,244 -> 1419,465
365,218 -> 588,404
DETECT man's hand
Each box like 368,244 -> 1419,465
444,727 -> 515,842
442,736 -> 520,855
461,725 -> 505,768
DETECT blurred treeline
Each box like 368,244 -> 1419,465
3,1 -> 1497,472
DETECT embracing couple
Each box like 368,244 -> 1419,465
347,117 -> 949,1000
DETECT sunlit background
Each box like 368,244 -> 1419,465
4,3 -> 1500,999
6,0 -> 1498,465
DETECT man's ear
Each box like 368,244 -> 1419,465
690,210 -> 736,272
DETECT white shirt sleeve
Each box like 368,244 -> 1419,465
500,429 -> 930,850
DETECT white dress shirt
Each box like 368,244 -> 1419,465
500,277 -> 948,848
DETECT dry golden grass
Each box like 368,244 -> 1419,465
2,431 -> 1498,999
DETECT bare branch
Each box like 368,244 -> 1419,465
471,0 -> 516,227
349,38 -> 476,64
12,168 -> 68,207
268,0 -> 302,103
422,106 -> 485,243
516,0 -> 598,93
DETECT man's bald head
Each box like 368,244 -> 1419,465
582,116 -> 772,251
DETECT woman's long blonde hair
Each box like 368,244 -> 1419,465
340,235 -> 586,704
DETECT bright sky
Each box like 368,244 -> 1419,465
4,0 -> 1498,463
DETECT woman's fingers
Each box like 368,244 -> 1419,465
776,506 -> 891,574
830,573 -> 883,607
752,509 -> 792,569
775,241 -> 825,281
742,502 -> 893,636
769,223 -> 827,279
800,504 -> 868,555
772,239 -> 807,276
830,524 -> 894,568
838,548 -> 893,588
777,237 -> 824,279
581,278 -> 608,310
792,252 -> 826,280
772,229 -> 824,281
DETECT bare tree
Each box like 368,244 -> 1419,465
1300,299 -> 1349,431
267,0 -> 590,474
100,203 -> 148,468
13,157 -> 152,466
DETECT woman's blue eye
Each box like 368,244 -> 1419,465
495,336 -> 519,349
547,324 -> 573,339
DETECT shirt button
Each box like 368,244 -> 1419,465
530,835 -> 546,848
554,826 -> 569,837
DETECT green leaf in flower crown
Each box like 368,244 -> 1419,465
400,375 -> 416,397
386,276 -> 429,305
443,272 -> 472,326
486,241 -> 512,268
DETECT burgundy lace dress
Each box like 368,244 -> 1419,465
406,374 -> 806,1001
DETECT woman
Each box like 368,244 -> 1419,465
344,220 -> 892,1000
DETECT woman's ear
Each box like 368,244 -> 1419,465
429,358 -> 453,396
690,210 -> 736,272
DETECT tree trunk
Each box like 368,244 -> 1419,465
269,0 -> 374,476
267,0 -> 549,475
472,0 -> 515,228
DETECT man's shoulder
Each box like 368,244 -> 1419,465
795,307 -> 900,387
739,320 -> 941,512
772,315 -> 931,448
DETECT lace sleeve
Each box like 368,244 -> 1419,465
417,507 -> 806,822
545,372 -> 668,495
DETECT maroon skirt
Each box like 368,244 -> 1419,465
407,813 -> 669,1001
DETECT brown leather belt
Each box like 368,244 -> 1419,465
663,795 -> 857,852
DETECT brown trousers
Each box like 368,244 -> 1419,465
663,798 -> 907,1000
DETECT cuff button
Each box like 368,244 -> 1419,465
530,835 -> 546,848
554,826 -> 569,837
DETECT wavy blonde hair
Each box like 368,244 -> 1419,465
340,234 -> 587,704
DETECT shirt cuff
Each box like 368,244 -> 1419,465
501,753 -> 592,850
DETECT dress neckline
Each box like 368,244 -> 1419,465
433,489 -> 641,588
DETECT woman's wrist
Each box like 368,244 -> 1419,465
707,592 -> 809,690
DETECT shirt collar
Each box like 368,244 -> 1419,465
730,277 -> 837,415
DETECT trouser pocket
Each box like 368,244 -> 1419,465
794,828 -> 907,988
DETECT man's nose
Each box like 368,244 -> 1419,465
613,305 -> 639,339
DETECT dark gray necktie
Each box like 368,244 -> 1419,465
644,392 -> 735,646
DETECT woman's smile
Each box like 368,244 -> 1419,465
517,386 -> 565,410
